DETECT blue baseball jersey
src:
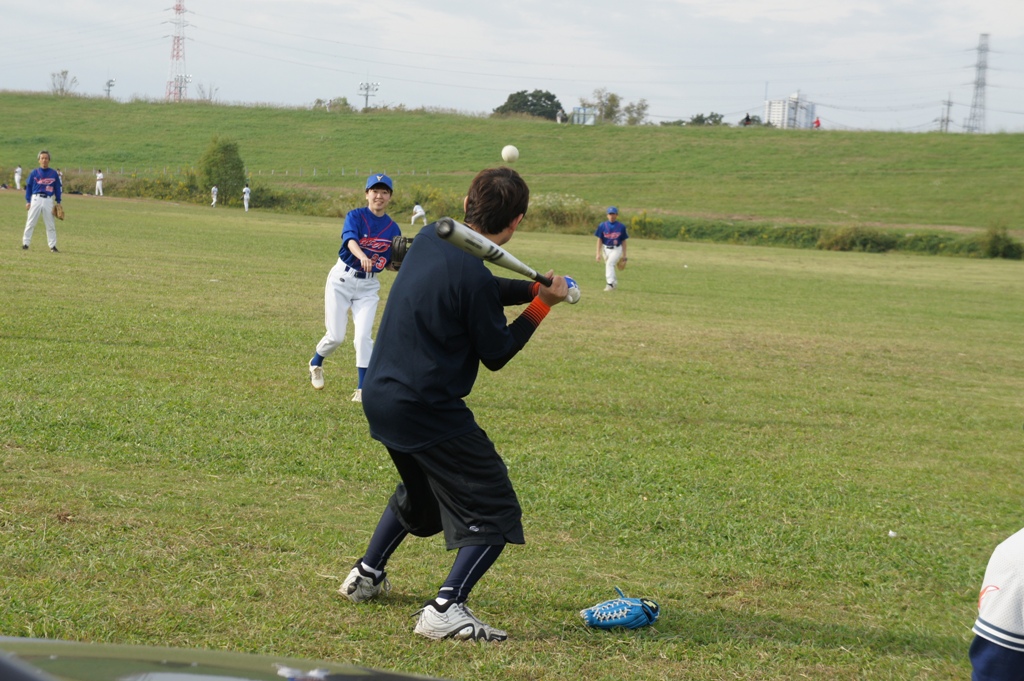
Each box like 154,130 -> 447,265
339,207 -> 401,272
595,220 -> 628,247
25,167 -> 62,203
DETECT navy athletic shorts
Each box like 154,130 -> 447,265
385,428 -> 524,549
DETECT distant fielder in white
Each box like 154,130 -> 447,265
211,185 -> 218,207
15,165 -> 23,190
95,169 -> 104,196
243,184 -> 251,212
501,145 -> 519,163
971,526 -> 1024,679
411,203 -> 427,225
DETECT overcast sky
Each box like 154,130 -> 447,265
2,0 -> 1023,132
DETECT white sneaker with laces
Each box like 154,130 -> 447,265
339,564 -> 390,603
603,284 -> 614,292
413,601 -> 508,641
351,389 -> 362,402
309,363 -> 324,390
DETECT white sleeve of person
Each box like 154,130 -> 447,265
974,528 -> 1024,651
580,587 -> 660,630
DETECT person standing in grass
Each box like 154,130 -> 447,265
337,167 -> 570,642
308,173 -> 402,402
243,183 -> 251,212
22,150 -> 62,253
210,185 -> 218,207
594,206 -> 628,291
95,169 -> 104,196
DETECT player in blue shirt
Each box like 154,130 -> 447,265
309,173 -> 402,402
22,150 -> 63,252
594,206 -> 628,291
338,167 -> 570,641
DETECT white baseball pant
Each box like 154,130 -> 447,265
24,195 -> 58,249
315,258 -> 380,367
602,245 -> 623,287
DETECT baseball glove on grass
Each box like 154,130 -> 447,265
53,204 -> 65,221
616,257 -> 627,271
580,587 -> 660,630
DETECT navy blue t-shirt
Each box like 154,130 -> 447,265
362,223 -> 536,452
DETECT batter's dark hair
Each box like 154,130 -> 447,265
464,167 -> 529,235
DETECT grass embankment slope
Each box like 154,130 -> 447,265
2,191 -> 1023,680
1,91 -> 1022,234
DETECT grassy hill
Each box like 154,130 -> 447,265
2,91 -> 1023,236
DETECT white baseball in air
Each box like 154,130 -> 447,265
501,145 -> 519,163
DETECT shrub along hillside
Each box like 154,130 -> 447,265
2,91 -> 1022,257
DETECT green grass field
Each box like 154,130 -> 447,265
2,191 -> 1022,680
3,92 -> 1023,235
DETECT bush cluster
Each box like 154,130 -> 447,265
198,137 -> 246,207
628,210 -> 666,239
252,184 -> 343,217
393,184 -> 465,223
59,169 -> 202,202
55,170 -> 96,196
817,226 -> 899,253
57,170 -> 1022,260
972,227 -> 1024,259
525,193 -> 597,231
677,220 -> 1022,260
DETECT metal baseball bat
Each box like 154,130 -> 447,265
435,217 -> 554,287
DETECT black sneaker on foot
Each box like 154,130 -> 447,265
50,247 -> 59,253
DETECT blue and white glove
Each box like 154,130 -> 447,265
564,276 -> 581,304
580,587 -> 660,630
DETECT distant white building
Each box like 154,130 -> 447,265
571,106 -> 597,125
765,93 -> 816,129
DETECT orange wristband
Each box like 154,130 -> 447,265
521,296 -> 550,327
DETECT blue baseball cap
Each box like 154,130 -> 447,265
365,173 -> 393,191
607,206 -> 618,214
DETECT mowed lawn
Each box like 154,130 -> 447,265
1,192 -> 1022,680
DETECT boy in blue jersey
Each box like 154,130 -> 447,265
309,173 -> 402,402
339,167 -> 570,641
22,151 -> 62,252
594,206 -> 628,291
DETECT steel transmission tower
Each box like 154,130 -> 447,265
165,1 -> 191,102
965,34 -> 989,134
